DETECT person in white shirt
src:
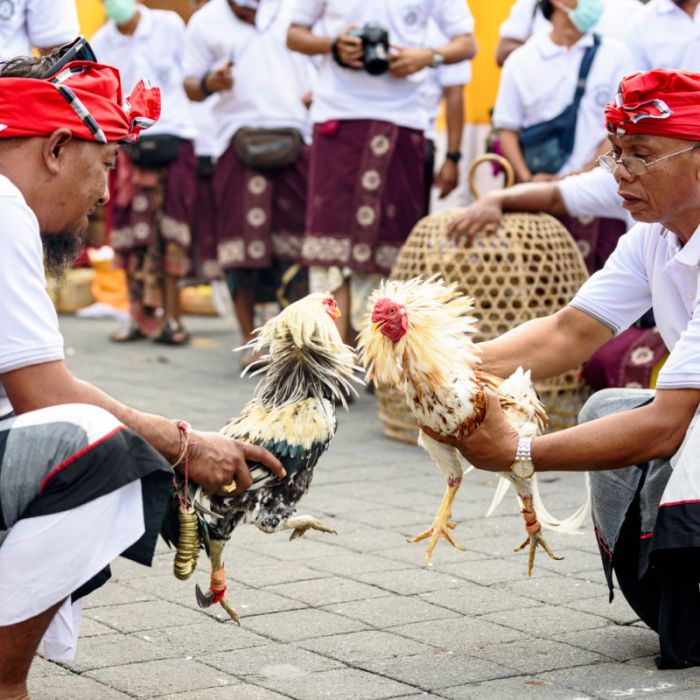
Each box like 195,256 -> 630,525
0,0 -> 79,61
496,0 -> 644,66
0,49 -> 283,698
422,19 -> 471,214
287,0 -> 476,343
624,0 -> 700,72
92,0 -> 198,346
493,0 -> 632,184
184,0 -> 313,364
426,69 -> 700,669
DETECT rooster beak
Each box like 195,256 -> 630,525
334,307 -> 342,320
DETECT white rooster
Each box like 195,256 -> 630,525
357,277 -> 590,574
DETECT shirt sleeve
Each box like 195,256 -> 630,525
491,56 -> 522,131
569,224 -> 653,335
558,168 -> 628,222
0,198 -> 64,376
438,58 -> 471,87
290,0 -> 326,27
656,309 -> 700,389
498,0 -> 538,41
26,0 -> 80,50
432,0 -> 475,38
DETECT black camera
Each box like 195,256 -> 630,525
347,23 -> 390,76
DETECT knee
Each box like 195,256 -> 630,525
578,389 -> 625,425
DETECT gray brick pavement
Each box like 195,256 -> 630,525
27,316 -> 700,698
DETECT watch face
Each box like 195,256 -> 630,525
512,460 -> 534,479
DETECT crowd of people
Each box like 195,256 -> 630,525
4,0 -> 700,697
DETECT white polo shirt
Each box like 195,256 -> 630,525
493,31 -> 631,176
624,0 -> 700,72
558,167 -> 633,227
185,0 -> 312,158
499,0 -> 644,43
0,0 -> 79,60
0,175 -> 64,417
91,5 -> 196,140
570,223 -> 700,389
422,20 -> 471,141
290,0 -> 475,132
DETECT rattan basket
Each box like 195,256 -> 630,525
376,155 -> 591,444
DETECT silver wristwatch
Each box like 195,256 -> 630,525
431,50 -> 444,68
511,436 -> 535,479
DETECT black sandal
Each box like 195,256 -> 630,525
153,320 -> 190,346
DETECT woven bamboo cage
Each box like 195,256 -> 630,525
376,155 -> 591,445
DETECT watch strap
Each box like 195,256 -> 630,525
446,151 -> 462,163
515,436 -> 533,463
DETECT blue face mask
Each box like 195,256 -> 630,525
566,0 -> 604,34
104,0 -> 137,25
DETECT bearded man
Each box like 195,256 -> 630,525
0,48 -> 284,699
427,70 -> 700,669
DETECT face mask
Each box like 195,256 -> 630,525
566,0 -> 604,34
104,0 -> 138,25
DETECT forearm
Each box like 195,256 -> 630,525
437,35 -> 477,64
5,362 -> 180,462
443,86 -> 464,153
498,129 -> 531,183
533,398 -> 693,472
287,24 -> 333,56
495,38 -> 523,67
487,180 -> 567,216
184,75 -> 208,102
478,307 -> 613,380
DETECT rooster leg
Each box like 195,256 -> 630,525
282,514 -> 337,541
408,477 -> 465,566
194,539 -> 240,624
513,493 -> 564,576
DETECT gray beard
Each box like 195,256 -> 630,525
41,230 -> 85,279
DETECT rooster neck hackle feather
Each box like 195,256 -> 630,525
358,277 -> 482,391
240,293 -> 362,409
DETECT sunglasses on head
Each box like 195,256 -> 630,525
41,36 -> 98,79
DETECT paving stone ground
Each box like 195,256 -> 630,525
29,315 -> 700,699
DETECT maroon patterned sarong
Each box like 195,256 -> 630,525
558,214 -> 626,274
584,326 -> 668,391
110,140 -> 197,324
302,119 -> 426,276
213,144 -> 309,270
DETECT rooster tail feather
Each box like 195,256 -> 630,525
531,472 -> 592,534
486,475 -> 512,517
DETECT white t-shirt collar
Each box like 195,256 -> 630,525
667,224 -> 700,267
535,29 -> 595,59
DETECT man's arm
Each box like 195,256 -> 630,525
495,37 -> 524,67
389,35 -> 476,79
429,386 -> 700,474
478,306 -> 614,381
434,84 -> 464,199
2,361 -> 285,492
446,179 -> 567,242
498,128 -> 531,184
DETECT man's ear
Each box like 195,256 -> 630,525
42,129 -> 74,175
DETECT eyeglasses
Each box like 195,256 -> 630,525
41,36 -> 97,79
598,143 -> 700,177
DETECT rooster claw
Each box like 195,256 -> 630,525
514,532 -> 564,576
195,583 -> 214,608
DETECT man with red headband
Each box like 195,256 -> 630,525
0,51 -> 284,699
426,69 -> 700,668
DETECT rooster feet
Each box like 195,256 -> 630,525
408,518 -> 465,566
283,514 -> 337,541
514,531 -> 564,577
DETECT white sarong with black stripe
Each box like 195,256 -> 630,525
0,404 -> 172,661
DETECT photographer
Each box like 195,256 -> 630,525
287,0 -> 476,344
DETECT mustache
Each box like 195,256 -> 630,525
41,230 -> 85,279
